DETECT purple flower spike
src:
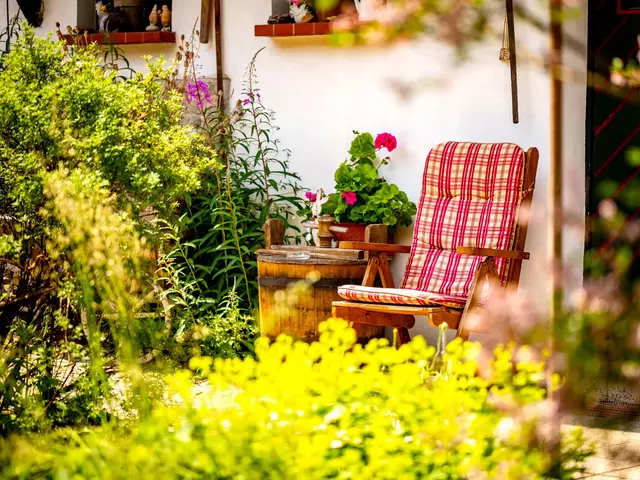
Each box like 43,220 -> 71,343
186,80 -> 212,108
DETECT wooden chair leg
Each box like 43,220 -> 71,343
340,250 -> 411,348
378,253 -> 395,288
456,257 -> 500,340
396,327 -> 411,346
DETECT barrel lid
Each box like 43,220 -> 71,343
257,253 -> 366,266
256,246 -> 366,265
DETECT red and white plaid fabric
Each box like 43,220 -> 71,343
338,142 -> 525,309
337,285 -> 467,308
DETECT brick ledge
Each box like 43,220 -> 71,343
62,31 -> 176,46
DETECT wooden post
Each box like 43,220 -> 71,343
364,224 -> 388,260
506,0 -> 519,124
214,0 -> 224,108
264,218 -> 285,249
200,0 -> 212,43
316,216 -> 335,248
549,0 -> 563,397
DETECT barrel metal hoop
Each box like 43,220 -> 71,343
257,277 -> 362,289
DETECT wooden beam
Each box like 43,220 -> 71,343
332,301 -> 445,317
456,247 -> 530,260
332,305 -> 416,329
506,0 -> 519,124
339,242 -> 411,254
200,0 -> 212,43
263,218 -> 285,249
214,0 -> 224,106
549,0 -> 563,406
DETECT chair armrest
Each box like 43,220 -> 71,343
456,247 -> 530,260
339,242 -> 411,254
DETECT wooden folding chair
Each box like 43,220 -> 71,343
332,142 -> 539,344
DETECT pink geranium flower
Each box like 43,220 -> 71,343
342,191 -> 357,205
305,191 -> 317,202
374,133 -> 397,152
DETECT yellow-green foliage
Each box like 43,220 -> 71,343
0,28 -> 214,221
1,320 -> 593,479
0,26 -> 216,433
44,168 -> 149,354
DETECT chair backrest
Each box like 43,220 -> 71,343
402,142 -> 539,299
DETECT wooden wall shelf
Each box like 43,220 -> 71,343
254,23 -> 333,37
62,31 -> 176,46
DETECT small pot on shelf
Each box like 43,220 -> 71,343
303,218 -> 390,247
329,222 -> 367,242
315,0 -> 354,21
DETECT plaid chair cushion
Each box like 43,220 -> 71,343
402,142 -> 525,298
337,285 -> 467,309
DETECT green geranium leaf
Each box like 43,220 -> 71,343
349,132 -> 376,160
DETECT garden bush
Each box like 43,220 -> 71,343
0,320 -> 593,479
0,26 -> 215,433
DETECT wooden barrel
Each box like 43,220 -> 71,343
258,252 -> 385,344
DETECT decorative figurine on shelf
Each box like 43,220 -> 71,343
146,4 -> 161,31
161,5 -> 172,32
310,189 -> 328,220
96,1 -> 110,31
289,0 -> 315,24
268,13 -> 294,24
300,189 -> 329,245
95,1 -> 132,32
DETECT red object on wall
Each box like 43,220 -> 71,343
618,0 -> 640,15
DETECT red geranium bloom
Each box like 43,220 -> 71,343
374,133 -> 397,152
305,191 -> 318,202
342,191 -> 358,205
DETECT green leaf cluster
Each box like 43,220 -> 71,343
323,132 -> 416,229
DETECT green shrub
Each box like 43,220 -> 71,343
0,26 -> 214,433
0,320 -> 593,479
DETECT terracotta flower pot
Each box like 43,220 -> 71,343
331,222 -> 367,242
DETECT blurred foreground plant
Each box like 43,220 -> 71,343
0,319 -> 593,479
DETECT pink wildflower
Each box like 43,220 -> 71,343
374,133 -> 397,152
243,93 -> 261,106
305,191 -> 317,202
342,191 -> 357,205
186,80 -> 212,108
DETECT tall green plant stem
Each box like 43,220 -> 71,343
187,54 -> 251,297
246,51 -> 271,204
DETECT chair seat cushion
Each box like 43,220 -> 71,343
337,285 -> 467,309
